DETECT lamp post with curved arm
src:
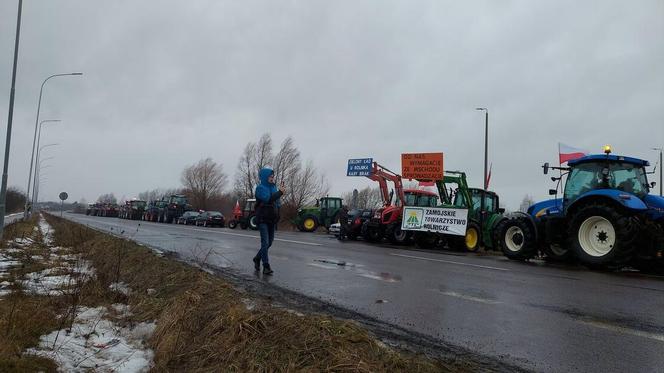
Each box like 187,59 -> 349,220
33,143 -> 58,210
24,72 -> 82,218
32,119 -> 60,205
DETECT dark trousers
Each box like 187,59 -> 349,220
257,223 -> 275,265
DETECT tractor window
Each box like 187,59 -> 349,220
453,190 -> 466,207
403,193 -> 418,206
416,195 -> 438,207
610,163 -> 647,196
564,163 -> 607,201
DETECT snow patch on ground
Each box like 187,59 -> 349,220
12,237 -> 34,247
21,260 -> 95,296
109,282 -> 131,296
27,306 -> 155,373
39,215 -> 54,246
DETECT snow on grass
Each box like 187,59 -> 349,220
0,255 -> 20,270
27,306 -> 156,373
109,282 -> 131,296
12,237 -> 35,247
38,215 -> 54,246
21,260 -> 95,296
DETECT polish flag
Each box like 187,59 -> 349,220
232,200 -> 242,216
559,143 -> 589,164
486,163 -> 492,189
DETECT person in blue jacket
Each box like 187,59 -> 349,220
252,167 -> 285,275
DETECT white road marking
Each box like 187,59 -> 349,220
434,290 -> 502,305
579,319 -> 664,343
390,253 -> 509,271
187,228 -> 322,246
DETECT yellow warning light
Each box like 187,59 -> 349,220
603,145 -> 612,154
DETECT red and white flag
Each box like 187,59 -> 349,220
559,143 -> 588,164
486,163 -> 492,189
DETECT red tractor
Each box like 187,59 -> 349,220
227,199 -> 258,230
362,162 -> 439,244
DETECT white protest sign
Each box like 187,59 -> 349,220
401,206 -> 469,236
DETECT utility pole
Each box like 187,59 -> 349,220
655,148 -> 663,196
0,0 -> 23,239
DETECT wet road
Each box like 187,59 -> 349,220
64,213 -> 664,373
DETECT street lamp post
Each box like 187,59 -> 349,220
31,119 -> 60,206
24,72 -> 82,218
34,160 -> 53,207
654,147 -> 663,197
475,108 -> 489,244
0,0 -> 23,239
33,143 -> 58,212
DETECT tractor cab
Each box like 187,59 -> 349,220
318,197 -> 343,221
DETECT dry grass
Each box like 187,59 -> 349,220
0,216 -> 59,372
43,215 -> 453,373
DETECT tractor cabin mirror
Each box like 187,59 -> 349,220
543,162 -> 550,175
549,189 -> 557,195
498,208 -> 505,214
651,182 -> 657,189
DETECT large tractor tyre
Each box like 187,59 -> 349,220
630,220 -> 664,274
542,244 -> 574,263
567,202 -> 638,270
249,215 -> 258,230
300,215 -> 319,232
414,232 -> 439,249
361,222 -> 382,243
496,217 -> 537,261
386,222 -> 410,245
228,220 -> 238,229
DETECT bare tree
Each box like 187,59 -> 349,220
284,160 -> 329,209
341,186 -> 383,210
138,188 -> 183,202
97,193 -> 117,204
273,136 -> 301,186
181,158 -> 228,210
233,142 -> 257,199
6,187 -> 26,213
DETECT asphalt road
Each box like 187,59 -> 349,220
63,213 -> 664,373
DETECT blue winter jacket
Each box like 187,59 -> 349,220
255,167 -> 282,224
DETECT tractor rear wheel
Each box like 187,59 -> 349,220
542,244 -> 573,262
386,222 -> 410,245
463,222 -> 481,252
568,203 -> 637,269
497,217 -> 537,260
361,222 -> 382,243
300,215 -> 318,232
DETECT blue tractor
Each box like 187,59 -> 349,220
494,146 -> 664,271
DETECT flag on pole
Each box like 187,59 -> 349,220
559,143 -> 589,164
486,163 -> 492,189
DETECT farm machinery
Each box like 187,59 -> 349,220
411,171 -> 505,252
361,162 -> 439,244
495,146 -> 664,271
294,196 -> 343,232
227,199 -> 258,230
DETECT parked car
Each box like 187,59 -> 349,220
194,211 -> 225,227
177,211 -> 200,225
333,209 -> 375,240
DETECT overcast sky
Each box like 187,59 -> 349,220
1,0 -> 662,209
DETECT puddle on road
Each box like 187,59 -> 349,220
308,258 -> 402,283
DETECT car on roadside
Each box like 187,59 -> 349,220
177,211 -> 200,225
194,211 -> 225,227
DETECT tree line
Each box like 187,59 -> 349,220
94,133 -> 329,219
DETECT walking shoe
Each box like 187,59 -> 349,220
263,264 -> 274,275
252,256 -> 261,271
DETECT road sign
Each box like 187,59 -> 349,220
401,152 -> 444,180
347,158 -> 373,176
59,192 -> 68,201
401,206 -> 468,236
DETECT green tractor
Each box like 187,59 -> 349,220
413,171 -> 505,252
294,197 -> 343,232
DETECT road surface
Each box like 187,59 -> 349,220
63,213 -> 664,372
